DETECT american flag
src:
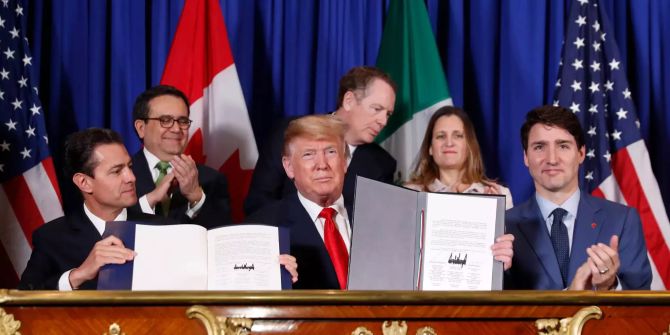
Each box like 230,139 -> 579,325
554,0 -> 670,289
0,0 -> 63,287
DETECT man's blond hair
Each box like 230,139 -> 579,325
283,115 -> 348,157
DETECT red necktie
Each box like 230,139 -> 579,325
319,207 -> 349,289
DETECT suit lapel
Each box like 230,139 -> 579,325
285,194 -> 327,253
67,209 -> 103,289
516,198 -> 564,287
68,207 -> 103,243
132,151 -> 157,199
284,193 -> 339,288
567,193 -> 603,283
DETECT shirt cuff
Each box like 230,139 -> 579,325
58,270 -> 74,291
138,195 -> 155,214
185,190 -> 206,218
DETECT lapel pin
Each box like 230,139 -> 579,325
591,222 -> 597,229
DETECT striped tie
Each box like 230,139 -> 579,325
155,161 -> 171,217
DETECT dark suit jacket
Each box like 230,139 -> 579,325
131,151 -> 232,229
247,192 -> 349,289
504,192 -> 652,290
244,117 -> 396,216
18,208 -> 172,290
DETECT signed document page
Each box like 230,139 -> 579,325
207,224 -> 282,290
132,224 -> 208,290
420,193 -> 499,290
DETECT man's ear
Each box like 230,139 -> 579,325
282,156 -> 295,180
72,172 -> 93,194
523,149 -> 529,168
342,91 -> 357,112
134,119 -> 146,140
578,145 -> 586,164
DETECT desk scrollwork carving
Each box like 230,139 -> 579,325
103,322 -> 124,335
382,321 -> 407,335
0,308 -> 21,335
415,326 -> 437,335
352,326 -> 374,335
536,306 -> 602,335
186,305 -> 252,335
352,321 -> 437,335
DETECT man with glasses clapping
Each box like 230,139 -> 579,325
131,85 -> 232,228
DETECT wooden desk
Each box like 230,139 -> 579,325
2,290 -> 670,335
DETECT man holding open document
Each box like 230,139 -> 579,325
19,128 -> 298,290
18,128 -> 173,290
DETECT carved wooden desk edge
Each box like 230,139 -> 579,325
3,289 -> 670,306
3,290 -> 670,335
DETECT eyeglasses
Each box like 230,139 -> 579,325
143,116 -> 192,129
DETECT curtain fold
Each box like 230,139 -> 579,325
24,0 -> 670,212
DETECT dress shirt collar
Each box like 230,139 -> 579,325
143,148 -> 171,179
347,143 -> 357,157
535,189 -> 581,222
296,191 -> 347,222
83,203 -> 127,235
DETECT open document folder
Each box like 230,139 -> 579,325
97,223 -> 291,290
348,176 -> 506,290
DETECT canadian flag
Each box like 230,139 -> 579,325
161,0 -> 258,222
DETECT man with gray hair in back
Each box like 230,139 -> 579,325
245,66 -> 398,217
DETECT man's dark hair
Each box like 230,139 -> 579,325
336,66 -> 397,108
520,105 -> 585,151
64,128 -> 124,178
132,85 -> 190,121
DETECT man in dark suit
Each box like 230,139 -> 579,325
19,128 -> 171,290
20,128 -> 298,290
244,66 -> 397,216
505,105 -> 651,290
131,85 -> 231,228
247,115 -> 351,289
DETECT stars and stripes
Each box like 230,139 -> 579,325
554,0 -> 670,289
0,0 -> 63,287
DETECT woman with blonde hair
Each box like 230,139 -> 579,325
405,106 -> 513,209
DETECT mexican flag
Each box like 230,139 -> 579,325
375,0 -> 452,182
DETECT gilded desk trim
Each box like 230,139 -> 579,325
2,289 -> 670,306
3,291 -> 670,335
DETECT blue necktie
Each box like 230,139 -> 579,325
550,208 -> 570,287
